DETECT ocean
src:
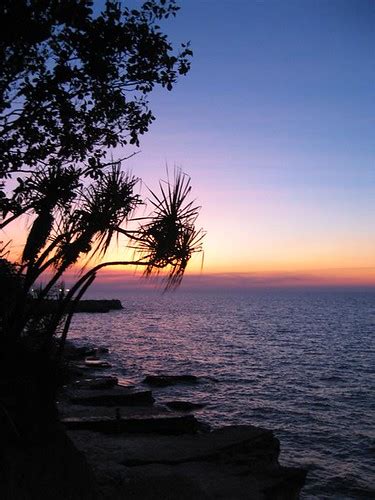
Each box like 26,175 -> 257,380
69,288 -> 375,499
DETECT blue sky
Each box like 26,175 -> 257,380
8,0 -> 373,288
113,0 -> 374,283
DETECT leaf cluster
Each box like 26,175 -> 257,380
0,0 -> 192,178
139,170 -> 204,287
0,2 -> 203,358
1,163 -> 203,351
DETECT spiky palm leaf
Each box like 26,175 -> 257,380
14,166 -> 80,213
137,170 -> 204,288
80,166 -> 141,258
53,165 -> 140,271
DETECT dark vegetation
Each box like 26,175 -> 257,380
0,0 -> 202,442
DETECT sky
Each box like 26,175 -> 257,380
114,0 -> 375,288
4,0 -> 375,289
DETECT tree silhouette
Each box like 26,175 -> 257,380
0,0 -> 192,220
4,166 -> 203,356
0,1 -> 203,367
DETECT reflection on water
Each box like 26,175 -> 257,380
70,288 -> 375,499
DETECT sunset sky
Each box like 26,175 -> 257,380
120,0 -> 375,287
4,0 -> 375,289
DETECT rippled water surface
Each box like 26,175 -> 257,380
70,288 -> 375,499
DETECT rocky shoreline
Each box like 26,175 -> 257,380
58,341 -> 307,499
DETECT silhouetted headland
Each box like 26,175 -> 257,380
33,298 -> 123,314
73,299 -> 123,313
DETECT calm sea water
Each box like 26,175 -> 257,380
70,288 -> 375,499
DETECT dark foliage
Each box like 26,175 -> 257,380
0,0 -> 192,209
0,3 -> 204,453
0,1 -> 203,362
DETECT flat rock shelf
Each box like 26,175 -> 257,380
57,341 -> 307,499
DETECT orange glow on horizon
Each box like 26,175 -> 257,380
3,211 -> 375,289
57,263 -> 375,289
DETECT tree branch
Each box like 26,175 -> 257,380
0,206 -> 32,230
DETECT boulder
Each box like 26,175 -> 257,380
68,425 -> 307,499
96,347 -> 110,354
143,375 -> 199,387
63,342 -> 96,360
71,377 -> 119,390
119,425 -> 278,466
165,401 -> 205,412
72,361 -> 112,371
84,358 -> 112,369
69,387 -> 154,407
63,415 -> 201,435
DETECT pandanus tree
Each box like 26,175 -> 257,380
0,167 -> 204,441
3,164 -> 203,359
0,0 -> 203,365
